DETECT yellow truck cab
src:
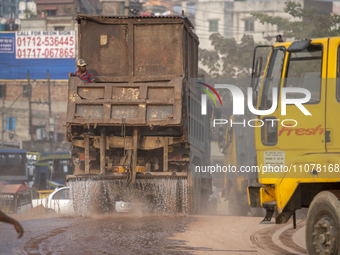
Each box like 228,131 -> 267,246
248,36 -> 340,254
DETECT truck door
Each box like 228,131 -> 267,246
256,39 -> 327,183
326,38 -> 340,152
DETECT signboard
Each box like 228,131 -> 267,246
0,37 -> 14,53
0,194 -> 14,200
27,153 -> 38,162
264,151 -> 285,169
334,2 -> 340,14
0,32 -> 76,80
15,31 -> 75,59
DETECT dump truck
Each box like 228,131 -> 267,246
247,36 -> 340,254
66,14 -> 212,214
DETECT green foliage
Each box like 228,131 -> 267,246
251,1 -> 340,40
24,10 -> 37,19
198,34 -> 255,78
199,1 -> 340,78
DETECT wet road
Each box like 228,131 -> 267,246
0,214 -> 306,255
1,214 -> 195,255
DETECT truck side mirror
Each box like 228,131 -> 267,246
252,57 -> 263,108
253,57 -> 263,85
252,91 -> 258,108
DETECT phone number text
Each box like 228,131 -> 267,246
15,35 -> 75,59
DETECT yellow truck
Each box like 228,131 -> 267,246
248,36 -> 340,254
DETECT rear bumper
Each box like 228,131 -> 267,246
66,172 -> 188,182
247,185 -> 276,208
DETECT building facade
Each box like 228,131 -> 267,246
20,16 -> 77,31
0,0 -> 20,19
195,0 -> 333,50
195,0 -> 234,50
0,80 -> 69,151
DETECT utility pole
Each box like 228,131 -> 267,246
47,70 -> 53,150
124,0 -> 130,16
28,71 -> 33,148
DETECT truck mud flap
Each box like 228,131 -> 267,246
247,186 -> 261,208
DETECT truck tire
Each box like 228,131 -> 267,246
306,190 -> 340,255
189,177 -> 201,214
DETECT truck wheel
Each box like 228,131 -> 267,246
189,177 -> 201,214
306,190 -> 340,255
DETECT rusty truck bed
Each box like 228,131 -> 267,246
75,14 -> 197,83
67,77 -> 183,126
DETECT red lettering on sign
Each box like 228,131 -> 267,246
278,124 -> 324,136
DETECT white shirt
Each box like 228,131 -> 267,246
209,185 -> 220,203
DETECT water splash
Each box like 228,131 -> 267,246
68,178 -> 189,216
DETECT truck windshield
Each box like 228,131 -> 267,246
260,48 -> 285,110
285,44 -> 322,103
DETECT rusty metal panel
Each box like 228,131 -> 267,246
78,87 -> 104,99
76,14 -> 198,83
147,105 -> 173,120
183,27 -> 188,79
188,32 -> 199,87
112,87 -> 139,100
188,34 -> 194,80
76,105 -> 103,119
68,14 -> 201,132
134,24 -> 183,77
111,105 -> 138,119
79,20 -> 129,77
148,88 -> 174,100
67,77 -> 183,126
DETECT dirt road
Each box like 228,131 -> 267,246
171,216 -> 306,255
0,214 -> 306,255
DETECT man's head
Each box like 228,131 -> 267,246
77,59 -> 87,73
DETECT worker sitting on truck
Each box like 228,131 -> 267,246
0,210 -> 24,238
74,59 -> 95,83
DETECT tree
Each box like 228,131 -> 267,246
24,10 -> 37,19
199,1 -> 340,77
199,34 -> 255,78
251,1 -> 340,40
